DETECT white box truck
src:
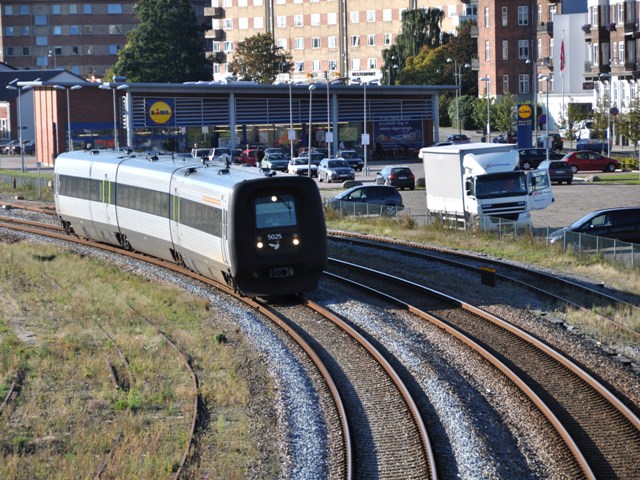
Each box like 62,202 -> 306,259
418,143 -> 553,228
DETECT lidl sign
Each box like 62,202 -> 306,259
146,99 -> 174,126
518,104 -> 532,120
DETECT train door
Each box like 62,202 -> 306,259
220,202 -> 230,265
89,161 -> 119,244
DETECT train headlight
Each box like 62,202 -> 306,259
271,195 -> 278,202
292,234 -> 300,246
256,236 -> 264,249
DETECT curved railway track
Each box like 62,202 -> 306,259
325,258 -> 640,479
329,231 -> 640,341
0,214 -> 438,478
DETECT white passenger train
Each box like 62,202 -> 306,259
54,150 -> 327,296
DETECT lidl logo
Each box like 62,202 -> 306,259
518,104 -> 532,119
147,100 -> 174,125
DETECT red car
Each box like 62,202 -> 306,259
561,151 -> 621,173
239,149 -> 258,166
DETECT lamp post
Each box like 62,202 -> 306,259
288,80 -> 294,161
99,76 -> 127,150
480,76 -> 490,142
307,84 -> 316,178
447,58 -> 470,135
5,82 -> 27,172
53,85 -> 83,152
326,79 -> 332,158
48,49 -> 57,69
363,80 -> 369,175
526,58 -> 538,139
600,73 -> 612,155
539,74 -> 550,162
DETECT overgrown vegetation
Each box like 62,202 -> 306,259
0,243 -> 275,478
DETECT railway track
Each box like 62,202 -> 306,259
329,231 -> 640,341
325,258 -> 640,479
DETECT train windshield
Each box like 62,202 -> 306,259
254,194 -> 298,228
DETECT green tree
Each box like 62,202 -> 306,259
398,45 -> 448,85
111,0 -> 208,83
228,33 -> 293,84
382,8 -> 445,85
493,92 -> 518,134
618,96 -> 640,152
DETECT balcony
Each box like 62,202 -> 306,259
210,51 -> 226,64
537,21 -> 553,35
469,25 -> 478,38
624,21 -> 636,34
470,57 -> 480,71
205,29 -> 225,41
204,7 -> 224,18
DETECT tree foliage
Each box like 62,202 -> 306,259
228,33 -> 293,84
618,96 -> 640,151
382,8 -> 445,85
493,92 -> 518,134
110,0 -> 208,83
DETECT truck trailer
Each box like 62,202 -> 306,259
419,143 -> 553,228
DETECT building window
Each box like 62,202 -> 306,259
72,45 -> 79,55
84,25 -> 93,34
383,9 -> 392,22
35,15 -> 47,25
383,33 -> 392,45
5,27 -> 14,37
502,7 -> 507,26
328,60 -> 337,71
71,66 -> 81,75
295,38 -> 304,49
6,47 -> 14,56
484,7 -> 489,28
70,25 -> 80,35
69,4 -> 78,14
351,58 -> 360,71
109,44 -> 120,54
312,60 -> 320,71
350,12 -> 359,23
618,41 -> 625,63
549,5 -> 556,21
328,12 -> 337,24
502,40 -> 508,60
36,36 -> 48,46
253,0 -> 263,5
519,74 -> 530,94
85,45 -> 93,55
503,74 -> 509,93
107,4 -> 122,14
109,24 -> 123,34
328,36 -> 337,48
517,6 -> 528,25
294,15 -> 303,26
312,37 -> 320,48
518,39 -> 529,59
295,61 -> 304,72
239,0 -> 247,6
83,4 -> 92,14
21,26 -> 30,36
549,38 -> 554,58
592,43 -> 599,65
311,14 -> 320,26
22,47 -> 30,56
367,10 -> 375,22
20,5 -> 30,15
254,17 -> 263,29
223,19 -> 233,29
276,38 -> 286,49
37,56 -> 48,67
368,58 -> 377,69
224,41 -> 234,52
367,34 -> 376,46
277,16 -> 286,27
4,6 -> 13,15
238,18 -> 248,29
350,35 -> 360,47
222,0 -> 231,6
484,40 -> 490,61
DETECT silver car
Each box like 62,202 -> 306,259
317,158 -> 355,183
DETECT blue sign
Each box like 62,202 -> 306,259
517,104 -> 533,149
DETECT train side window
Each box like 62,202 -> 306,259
254,194 -> 297,228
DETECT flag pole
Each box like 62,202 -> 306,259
561,30 -> 565,131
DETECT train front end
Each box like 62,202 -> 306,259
227,176 -> 327,297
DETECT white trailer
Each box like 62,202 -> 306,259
419,143 -> 553,228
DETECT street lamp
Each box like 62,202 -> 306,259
362,80 -> 370,174
307,84 -> 316,178
48,49 -> 57,69
5,82 -> 30,172
600,73 -> 612,155
53,85 -> 83,152
447,58 -> 470,135
326,79 -> 332,158
99,76 -> 127,150
539,74 -> 550,162
526,58 -> 538,139
480,76 -> 491,142
288,80 -> 295,161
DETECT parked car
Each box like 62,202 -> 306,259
296,151 -> 324,166
264,147 -> 289,159
375,166 -> 416,190
288,157 -> 318,177
328,185 -> 404,216
239,149 -> 258,166
191,147 -> 210,160
517,148 -> 564,170
21,139 -> 36,155
262,153 -> 289,171
336,149 -> 364,170
2,139 -> 20,155
317,158 -> 355,183
493,131 -> 517,144
447,134 -> 471,144
548,207 -> 640,244
538,160 -> 573,185
231,149 -> 243,163
536,133 -> 564,150
208,147 -> 232,163
576,137 -> 608,153
561,151 -> 621,173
